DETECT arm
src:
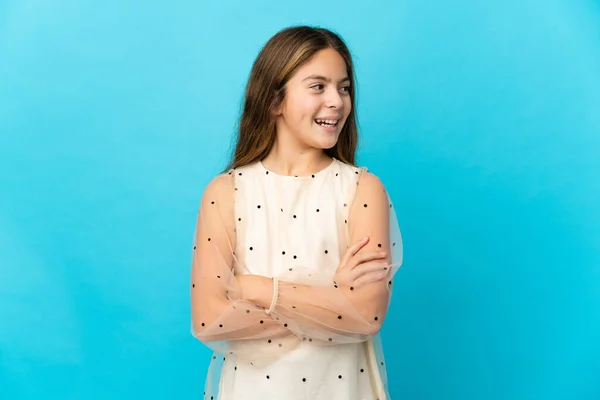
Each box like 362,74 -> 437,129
190,173 -> 290,345
238,170 -> 403,343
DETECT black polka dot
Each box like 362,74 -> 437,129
257,205 -> 261,209
192,284 -> 195,288
281,208 -> 283,212
344,220 -> 347,224
260,320 -> 264,324
250,247 -> 253,250
343,203 -> 347,207
266,171 -> 269,175
328,338 -> 332,341
311,175 -> 315,178
293,255 -> 297,259
393,242 -> 396,246
324,250 -> 328,254
316,209 -> 320,212
350,287 -> 354,291
374,316 -> 378,321
302,378 -> 307,382
337,315 -> 342,319
238,172 -> 242,176
293,215 -> 297,218
216,275 -> 220,278
292,305 -> 296,308
268,339 -> 271,343
381,362 -> 384,365
289,268 -> 293,271
360,368 -> 364,372
208,238 -> 211,241
211,201 -> 215,204
378,243 -> 382,248
355,171 -> 359,174
336,173 -> 339,176
193,246 -> 196,249
238,218 -> 241,221
201,322 -> 205,327
219,324 -> 223,328
338,375 -> 342,379
364,204 -> 368,207
284,323 -> 288,327
282,251 -> 285,255
266,375 -> 270,379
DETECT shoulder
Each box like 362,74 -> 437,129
201,172 -> 234,205
358,170 -> 386,192
336,160 -> 387,193
353,168 -> 389,212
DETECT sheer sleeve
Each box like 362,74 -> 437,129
190,172 -> 296,364
266,169 -> 403,344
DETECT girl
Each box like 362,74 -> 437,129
190,25 -> 403,400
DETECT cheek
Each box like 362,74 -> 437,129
344,97 -> 352,115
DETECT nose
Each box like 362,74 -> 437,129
325,87 -> 344,109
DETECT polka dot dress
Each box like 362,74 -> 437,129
214,157 -> 383,400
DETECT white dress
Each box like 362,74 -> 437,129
190,157 -> 403,400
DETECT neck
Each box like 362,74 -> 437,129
261,142 -> 331,177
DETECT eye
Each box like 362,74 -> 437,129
340,86 -> 351,93
311,84 -> 325,90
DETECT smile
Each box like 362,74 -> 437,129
314,119 -> 339,127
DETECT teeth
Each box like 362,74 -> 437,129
315,119 -> 338,126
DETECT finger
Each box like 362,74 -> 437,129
339,236 -> 370,270
350,261 -> 390,281
354,270 -> 389,287
353,250 -> 388,265
346,250 -> 387,271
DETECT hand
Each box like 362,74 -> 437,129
333,236 -> 390,288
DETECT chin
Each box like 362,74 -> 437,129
309,135 -> 339,150
320,140 -> 338,150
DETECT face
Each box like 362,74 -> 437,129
274,48 -> 352,151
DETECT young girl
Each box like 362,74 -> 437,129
190,25 -> 403,400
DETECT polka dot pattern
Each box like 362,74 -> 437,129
190,157 -> 401,399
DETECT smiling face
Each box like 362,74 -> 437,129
273,47 -> 352,151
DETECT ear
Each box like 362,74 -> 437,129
272,100 -> 284,117
271,88 -> 285,117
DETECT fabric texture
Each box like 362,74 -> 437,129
190,157 -> 403,400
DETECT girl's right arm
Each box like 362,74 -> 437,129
190,173 -> 291,346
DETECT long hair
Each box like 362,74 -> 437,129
223,25 -> 360,172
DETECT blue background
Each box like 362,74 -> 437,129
1,0 -> 599,399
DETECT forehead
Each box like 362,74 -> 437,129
292,48 -> 348,81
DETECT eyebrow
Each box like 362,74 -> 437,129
302,74 -> 351,84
